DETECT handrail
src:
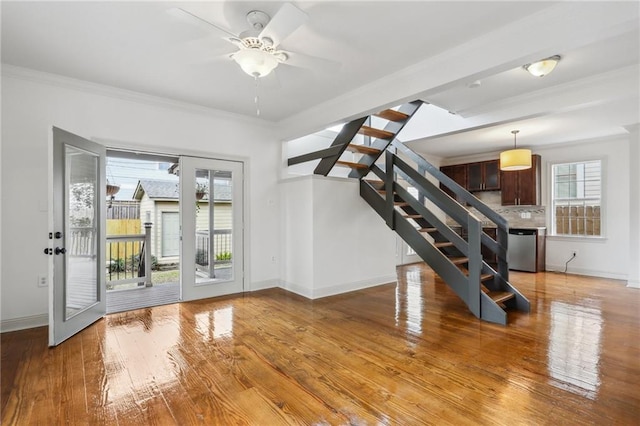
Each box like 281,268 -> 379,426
107,234 -> 145,242
390,140 -> 509,280
390,140 -> 508,229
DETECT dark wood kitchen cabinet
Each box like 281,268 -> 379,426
501,154 -> 541,205
467,160 -> 500,192
440,164 -> 467,200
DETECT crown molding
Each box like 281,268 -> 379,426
1,64 -> 276,130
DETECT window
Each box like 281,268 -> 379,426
551,160 -> 602,236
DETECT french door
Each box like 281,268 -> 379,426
179,156 -> 244,301
50,130 -> 245,345
50,128 -> 106,346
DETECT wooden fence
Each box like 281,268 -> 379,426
107,201 -> 140,220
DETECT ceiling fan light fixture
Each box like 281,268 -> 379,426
233,48 -> 279,78
500,130 -> 532,171
523,55 -> 561,77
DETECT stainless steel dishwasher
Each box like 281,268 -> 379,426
508,229 -> 537,272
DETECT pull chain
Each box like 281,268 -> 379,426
254,74 -> 260,116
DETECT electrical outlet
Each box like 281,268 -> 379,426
271,255 -> 277,263
37,274 -> 48,287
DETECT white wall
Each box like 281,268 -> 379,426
281,175 -> 397,298
1,68 -> 282,329
537,137 -> 629,279
416,136 -> 631,280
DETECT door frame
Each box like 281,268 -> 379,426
101,142 -> 251,293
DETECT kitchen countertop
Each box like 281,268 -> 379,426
509,226 -> 547,231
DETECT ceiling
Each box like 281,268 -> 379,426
2,1 -> 639,159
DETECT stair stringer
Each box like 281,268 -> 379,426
361,180 -> 480,318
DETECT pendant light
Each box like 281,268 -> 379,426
500,130 -> 531,171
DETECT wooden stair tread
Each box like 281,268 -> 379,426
434,242 -> 454,248
346,144 -> 382,155
448,257 -> 469,265
419,227 -> 437,233
457,267 -> 494,283
335,160 -> 369,170
487,291 -> 515,304
358,126 -> 395,140
395,202 -> 409,207
375,109 -> 410,122
403,214 -> 422,219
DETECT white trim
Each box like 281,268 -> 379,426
248,279 -> 281,292
282,274 -> 398,300
313,275 -> 398,299
1,314 -> 48,333
1,64 -> 276,128
627,280 -> 640,289
545,266 -> 627,281
546,236 -> 607,243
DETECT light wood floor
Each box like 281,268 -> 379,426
2,264 -> 639,425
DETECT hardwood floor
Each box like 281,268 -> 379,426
2,264 -> 639,424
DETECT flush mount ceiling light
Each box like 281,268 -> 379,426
523,55 -> 561,77
500,130 -> 532,171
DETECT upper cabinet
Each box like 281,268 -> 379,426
440,155 -> 541,206
440,164 -> 467,200
500,154 -> 541,206
467,160 -> 500,192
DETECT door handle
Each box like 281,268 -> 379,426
55,247 -> 67,255
54,232 -> 63,239
44,248 -> 53,255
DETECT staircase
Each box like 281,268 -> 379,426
288,101 -> 530,325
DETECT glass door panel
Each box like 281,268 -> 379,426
65,146 -> 100,319
181,157 -> 243,302
194,168 -> 234,285
51,127 -> 106,346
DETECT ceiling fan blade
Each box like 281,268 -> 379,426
167,7 -> 239,39
283,51 -> 341,74
258,3 -> 308,48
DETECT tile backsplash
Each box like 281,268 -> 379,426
453,191 -> 546,228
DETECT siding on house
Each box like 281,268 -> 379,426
138,196 -> 233,263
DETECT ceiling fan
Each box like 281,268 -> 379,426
169,3 -> 309,79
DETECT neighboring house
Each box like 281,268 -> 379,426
132,179 -> 232,265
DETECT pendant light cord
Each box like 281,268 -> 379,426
254,74 -> 260,116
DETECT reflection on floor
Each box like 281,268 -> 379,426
4,264 -> 638,424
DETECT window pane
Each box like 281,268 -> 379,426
552,160 -> 601,237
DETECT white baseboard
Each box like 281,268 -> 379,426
248,279 -> 280,292
545,265 -> 627,281
282,274 -> 398,300
280,280 -> 313,299
312,274 -> 398,299
1,313 -> 48,333
627,279 -> 640,289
